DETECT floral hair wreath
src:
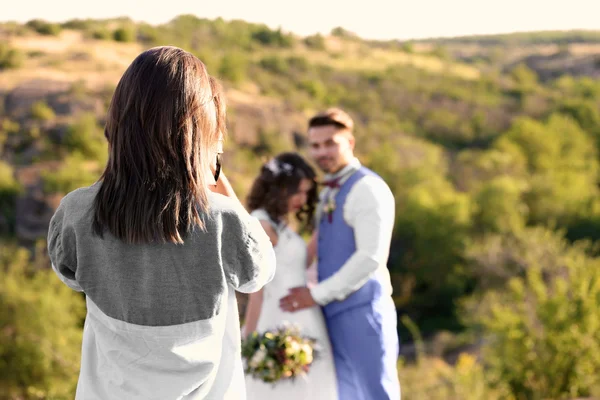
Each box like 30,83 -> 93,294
264,158 -> 294,177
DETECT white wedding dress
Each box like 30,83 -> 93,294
244,209 -> 338,399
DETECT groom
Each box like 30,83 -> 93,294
280,108 -> 400,399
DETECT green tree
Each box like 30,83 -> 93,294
452,149 -> 527,192
509,63 -> 538,92
395,176 -> 473,330
557,99 -> 600,142
472,176 -> 528,234
495,114 -> 599,225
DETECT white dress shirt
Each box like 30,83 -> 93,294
310,158 -> 395,306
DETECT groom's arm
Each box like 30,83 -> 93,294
309,176 -> 395,305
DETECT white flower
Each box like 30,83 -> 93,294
265,159 -> 280,175
264,159 -> 293,176
301,343 -> 313,356
300,343 -> 314,364
291,340 -> 301,352
250,347 -> 267,367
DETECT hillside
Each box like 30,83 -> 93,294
2,16 -> 600,399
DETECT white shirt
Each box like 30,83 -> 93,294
310,158 -> 395,305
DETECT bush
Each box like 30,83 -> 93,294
29,101 -> 56,121
331,26 -> 357,39
399,316 -> 512,399
113,27 -> 136,42
431,45 -> 450,60
401,42 -> 415,53
0,162 -> 22,235
42,154 -> 101,195
0,244 -> 85,399
399,354 -> 512,400
26,19 -> 62,36
63,113 -> 107,163
251,26 -> 294,47
288,56 -> 310,71
303,34 -> 326,50
137,24 -> 160,44
464,229 -> 600,398
60,18 -> 94,31
298,79 -> 326,102
0,43 -> 24,70
218,53 -> 248,83
91,28 -> 112,40
259,55 -> 289,74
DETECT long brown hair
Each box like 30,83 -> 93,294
93,46 -> 226,244
246,153 -> 318,233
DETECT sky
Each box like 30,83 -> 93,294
1,0 -> 599,40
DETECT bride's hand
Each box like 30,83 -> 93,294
280,287 -> 317,312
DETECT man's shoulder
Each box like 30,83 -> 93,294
358,165 -> 381,178
345,171 -> 394,211
353,168 -> 392,194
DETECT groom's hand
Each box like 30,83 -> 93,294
280,287 -> 316,312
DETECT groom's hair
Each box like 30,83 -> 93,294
308,107 -> 354,133
93,46 -> 226,244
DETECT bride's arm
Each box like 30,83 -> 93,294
306,231 -> 317,268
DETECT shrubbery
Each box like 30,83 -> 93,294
0,243 -> 85,399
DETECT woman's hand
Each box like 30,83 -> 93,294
207,170 -> 239,201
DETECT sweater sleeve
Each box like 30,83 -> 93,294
47,198 -> 83,292
220,205 -> 276,294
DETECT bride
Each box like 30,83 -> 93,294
242,152 -> 337,399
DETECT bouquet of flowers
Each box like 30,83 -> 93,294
241,323 -> 318,383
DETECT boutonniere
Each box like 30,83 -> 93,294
323,196 -> 336,223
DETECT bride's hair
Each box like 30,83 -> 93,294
92,46 -> 226,244
246,153 -> 318,232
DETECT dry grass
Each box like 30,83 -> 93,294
570,43 -> 600,55
260,44 -> 481,80
0,30 -> 142,90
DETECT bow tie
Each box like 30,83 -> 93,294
322,178 -> 340,188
